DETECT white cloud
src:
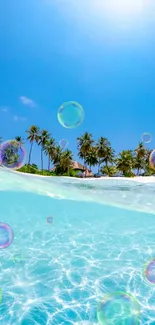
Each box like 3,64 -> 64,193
0,106 -> 9,112
13,115 -> 27,122
20,96 -> 36,108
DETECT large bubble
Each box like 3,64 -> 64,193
0,140 -> 26,169
97,291 -> 140,325
143,258 -> 155,285
141,132 -> 152,143
149,149 -> 155,170
57,101 -> 84,129
0,222 -> 14,249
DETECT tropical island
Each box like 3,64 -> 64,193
0,125 -> 154,178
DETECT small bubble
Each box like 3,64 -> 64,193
141,132 -> 152,143
46,216 -> 53,224
12,254 -> 23,263
59,139 -> 68,149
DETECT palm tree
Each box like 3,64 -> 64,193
96,137 -> 111,173
43,137 -> 56,171
134,142 -> 147,175
101,165 -> 117,177
85,146 -> 98,171
54,149 -> 73,175
36,129 -> 51,170
103,146 -> 115,167
60,149 -> 73,174
116,150 -> 134,176
77,132 -> 94,177
15,136 -> 24,148
26,125 -> 40,165
53,145 -> 62,166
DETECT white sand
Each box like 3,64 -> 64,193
1,167 -> 155,183
13,171 -> 155,183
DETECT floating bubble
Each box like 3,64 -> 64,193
46,216 -> 53,224
57,101 -> 84,129
149,149 -> 155,170
97,291 -> 140,325
59,139 -> 68,149
0,140 -> 26,169
141,132 -> 152,143
12,254 -> 23,263
143,258 -> 155,285
0,223 -> 14,249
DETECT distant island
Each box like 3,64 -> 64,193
0,125 -> 154,178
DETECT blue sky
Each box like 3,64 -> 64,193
0,0 -> 155,168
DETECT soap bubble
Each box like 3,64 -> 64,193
57,101 -> 84,129
59,139 -> 68,149
149,149 -> 155,170
97,291 -> 140,325
46,216 -> 53,224
12,254 -> 23,263
143,258 -> 155,285
0,222 -> 14,249
0,140 -> 26,169
141,132 -> 152,143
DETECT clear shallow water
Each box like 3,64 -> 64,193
0,168 -> 155,324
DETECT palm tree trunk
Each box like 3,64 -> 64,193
28,141 -> 33,165
41,148 -> 43,170
84,160 -> 87,178
98,160 -> 100,173
48,155 -> 50,171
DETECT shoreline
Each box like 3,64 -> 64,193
1,168 -> 155,183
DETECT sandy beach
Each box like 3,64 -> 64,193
3,168 -> 155,183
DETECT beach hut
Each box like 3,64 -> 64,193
82,169 -> 94,178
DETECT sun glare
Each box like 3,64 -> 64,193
92,0 -> 144,19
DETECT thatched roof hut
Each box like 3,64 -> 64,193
72,161 -> 85,171
83,169 -> 94,177
51,161 -> 94,177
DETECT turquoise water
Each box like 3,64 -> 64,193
0,168 -> 155,324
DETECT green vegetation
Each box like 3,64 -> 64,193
0,126 -> 154,177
